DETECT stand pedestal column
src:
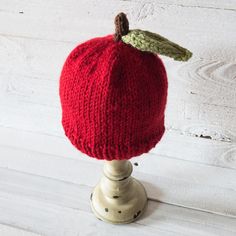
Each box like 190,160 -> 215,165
90,160 -> 148,224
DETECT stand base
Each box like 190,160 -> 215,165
90,177 -> 148,224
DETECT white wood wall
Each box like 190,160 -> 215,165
0,0 -> 236,235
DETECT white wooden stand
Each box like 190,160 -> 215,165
90,160 -> 148,224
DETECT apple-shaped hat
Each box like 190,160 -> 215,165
59,13 -> 192,160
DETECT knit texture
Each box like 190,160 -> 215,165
122,30 -> 192,61
59,34 -> 168,160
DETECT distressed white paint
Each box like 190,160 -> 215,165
0,167 -> 236,236
1,142 -> 236,217
0,224 -> 41,236
0,0 -> 236,234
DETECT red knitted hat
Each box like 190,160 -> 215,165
59,13 -> 192,160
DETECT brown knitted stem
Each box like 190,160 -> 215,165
114,12 -> 129,41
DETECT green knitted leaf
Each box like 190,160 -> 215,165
122,29 -> 192,61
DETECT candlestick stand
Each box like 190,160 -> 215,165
90,160 -> 148,224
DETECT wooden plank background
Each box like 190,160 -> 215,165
0,0 -> 236,234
